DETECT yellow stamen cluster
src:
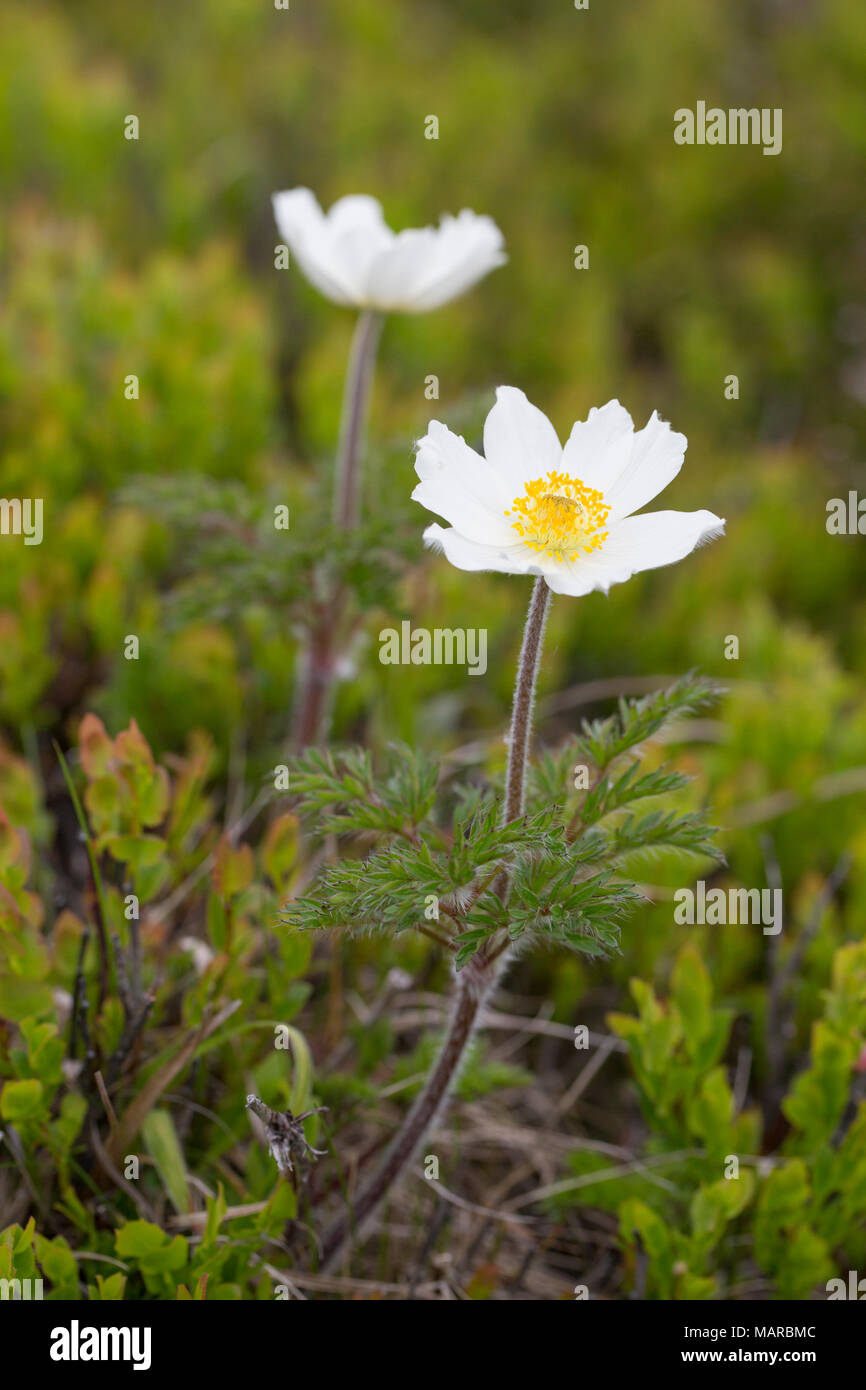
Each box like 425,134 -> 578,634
505,470 -> 610,562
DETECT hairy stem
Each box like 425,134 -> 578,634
292,310 -> 382,747
291,600 -> 342,749
319,577 -> 553,1270
319,953 -> 495,1269
333,309 -> 382,530
503,575 -> 552,823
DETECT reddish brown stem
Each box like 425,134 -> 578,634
319,954 -> 494,1269
318,578 -> 552,1269
292,601 -> 342,749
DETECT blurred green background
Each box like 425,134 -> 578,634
2,0 -> 865,902
1,0 -> 866,1297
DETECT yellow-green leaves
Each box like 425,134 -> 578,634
753,1162 -> 833,1300
115,1221 -> 188,1297
142,1110 -> 190,1215
0,1077 -> 45,1124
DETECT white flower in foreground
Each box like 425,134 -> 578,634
272,188 -> 506,313
413,388 -> 725,596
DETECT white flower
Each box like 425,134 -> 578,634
413,388 -> 725,596
271,188 -> 506,313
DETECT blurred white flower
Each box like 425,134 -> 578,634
179,936 -> 215,976
413,388 -> 725,596
271,188 -> 506,312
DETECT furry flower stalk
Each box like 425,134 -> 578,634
273,189 -> 506,746
319,576 -> 551,1271
317,388 -> 724,1271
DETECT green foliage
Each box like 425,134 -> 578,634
285,677 -> 720,970
553,942 -> 866,1300
620,1173 -> 755,1300
608,949 -> 753,1158
0,0 -> 864,1304
570,675 -> 724,776
0,716 -> 318,1299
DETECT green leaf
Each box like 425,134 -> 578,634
48,1093 -> 88,1156
672,948 -> 713,1044
0,1078 -> 45,1122
203,1186 -> 227,1249
104,833 -> 166,869
687,1068 -> 735,1155
0,976 -> 54,1022
207,892 -> 227,950
212,836 -> 254,899
285,1025 -> 313,1114
620,1198 -> 675,1296
115,1220 -> 169,1259
142,1110 -> 189,1215
783,1021 -> 858,1148
20,1019 -> 64,1087
754,1161 -> 833,1299
90,1272 -> 127,1301
256,1178 -> 297,1233
34,1235 -> 79,1297
263,813 -> 300,889
690,1172 -> 754,1254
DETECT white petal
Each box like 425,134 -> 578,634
413,422 -> 514,544
365,228 -> 440,311
483,387 -> 562,492
271,187 -> 324,244
541,560 -> 617,597
324,195 -> 394,302
406,211 -> 506,311
423,524 -> 541,575
604,411 -> 689,520
544,509 -> 725,596
561,400 -> 636,497
272,188 -> 358,305
326,194 -> 391,240
562,403 -> 688,521
272,194 -> 504,313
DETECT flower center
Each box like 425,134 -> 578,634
505,470 -> 610,561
